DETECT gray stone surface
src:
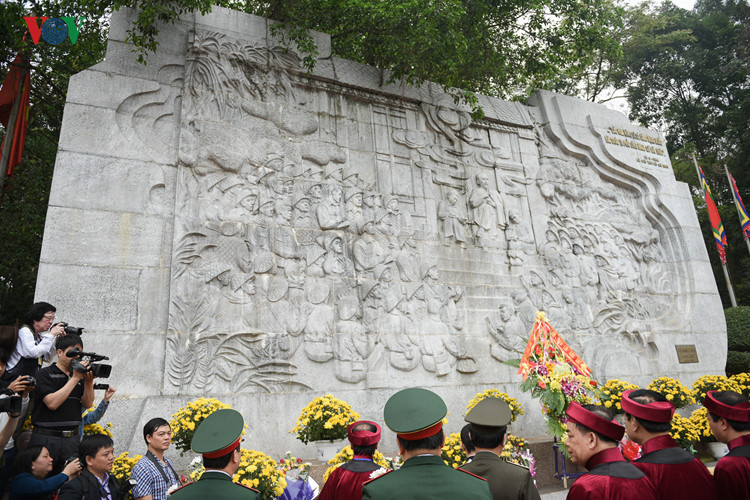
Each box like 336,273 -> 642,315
35,6 -> 727,459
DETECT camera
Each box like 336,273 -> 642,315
0,395 -> 22,414
94,383 -> 110,390
25,376 -> 36,387
55,322 -> 85,335
67,348 -> 112,378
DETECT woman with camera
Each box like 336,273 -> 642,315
7,303 -> 65,378
8,445 -> 81,500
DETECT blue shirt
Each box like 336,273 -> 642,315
9,472 -> 69,500
130,453 -> 180,500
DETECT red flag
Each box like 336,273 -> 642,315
0,52 -> 31,178
699,166 -> 727,263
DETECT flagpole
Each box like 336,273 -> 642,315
694,154 -> 737,307
725,164 -> 750,258
0,60 -> 26,191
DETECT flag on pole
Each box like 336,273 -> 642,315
699,166 -> 728,263
728,170 -> 750,240
0,52 -> 31,178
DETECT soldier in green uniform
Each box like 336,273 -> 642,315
361,388 -> 492,500
169,409 -> 260,500
460,398 -> 541,500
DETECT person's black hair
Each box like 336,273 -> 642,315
624,389 -> 671,433
707,391 -> 750,432
572,405 -> 618,445
469,425 -> 507,450
23,302 -> 56,332
79,434 -> 114,468
0,348 -> 10,365
350,422 -> 378,457
460,424 -> 475,454
397,429 -> 444,452
143,418 -> 171,445
56,334 -> 83,352
14,445 -> 45,476
202,443 -> 240,469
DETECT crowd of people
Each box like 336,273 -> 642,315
1,301 -> 749,500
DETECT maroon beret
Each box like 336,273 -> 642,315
703,391 -> 750,423
621,390 -> 675,423
347,420 -> 382,446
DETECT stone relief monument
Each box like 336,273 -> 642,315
37,7 -> 726,457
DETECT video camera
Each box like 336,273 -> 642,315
66,348 -> 112,378
0,389 -> 22,414
54,322 -> 85,335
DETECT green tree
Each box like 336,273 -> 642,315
619,0 -> 750,308
0,0 -> 107,324
112,0 -> 626,111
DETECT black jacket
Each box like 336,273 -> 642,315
57,469 -> 121,500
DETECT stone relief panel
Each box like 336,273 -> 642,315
150,29 -> 685,394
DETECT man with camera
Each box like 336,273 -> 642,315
58,434 -> 122,500
29,334 -> 94,475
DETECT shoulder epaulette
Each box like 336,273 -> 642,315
456,468 -> 488,481
362,469 -> 393,485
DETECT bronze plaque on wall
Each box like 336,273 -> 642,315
675,344 -> 699,364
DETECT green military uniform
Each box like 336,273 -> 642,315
361,388 -> 492,500
169,409 -> 260,500
459,398 -> 541,500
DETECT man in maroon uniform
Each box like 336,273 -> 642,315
564,402 -> 657,500
318,421 -> 383,500
703,390 -> 750,499
621,389 -> 716,500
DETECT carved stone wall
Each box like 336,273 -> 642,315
36,7 -> 726,459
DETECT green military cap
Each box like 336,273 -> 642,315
191,409 -> 244,457
384,388 -> 447,440
464,398 -> 511,434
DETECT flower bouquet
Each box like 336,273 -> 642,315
646,377 -> 694,408
323,445 -> 390,481
277,452 -> 317,500
518,312 -> 598,448
170,397 -> 231,454
500,435 -> 536,477
692,375 -> 742,404
291,394 -> 360,444
466,389 -> 524,423
191,448 -> 287,500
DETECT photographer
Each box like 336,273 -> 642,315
58,434 -> 121,500
0,347 -> 33,497
7,302 -> 66,377
29,334 -> 94,476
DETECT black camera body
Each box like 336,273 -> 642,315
56,322 -> 85,335
67,348 -> 112,378
0,395 -> 22,414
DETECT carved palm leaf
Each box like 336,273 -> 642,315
172,231 -> 208,279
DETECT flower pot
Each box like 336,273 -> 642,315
708,442 -> 729,459
314,439 -> 346,462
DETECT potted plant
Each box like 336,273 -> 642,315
646,376 -> 694,408
291,394 -> 360,461
690,406 -> 728,459
169,397 -> 232,454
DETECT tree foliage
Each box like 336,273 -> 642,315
618,0 -> 750,308
113,0 -> 626,110
0,0 -> 107,324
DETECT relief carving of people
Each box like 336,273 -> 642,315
304,281 -> 335,362
333,295 -> 371,383
506,209 -> 535,265
469,173 -> 506,246
316,185 -> 349,230
352,221 -> 389,278
488,298 -> 527,361
437,190 -> 469,245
